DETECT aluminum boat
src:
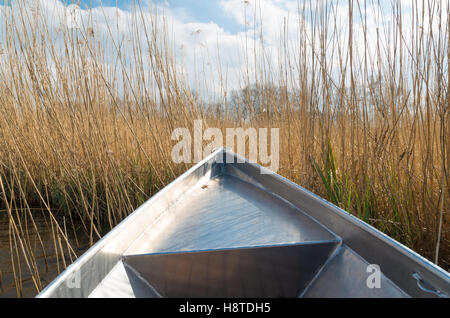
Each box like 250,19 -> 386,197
37,148 -> 450,298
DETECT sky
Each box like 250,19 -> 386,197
0,0 -> 448,97
70,0 -> 266,34
1,0 -> 309,94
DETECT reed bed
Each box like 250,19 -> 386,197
0,0 -> 448,297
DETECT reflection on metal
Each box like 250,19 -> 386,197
37,148 -> 450,298
123,242 -> 338,297
301,245 -> 410,298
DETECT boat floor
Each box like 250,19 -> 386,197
89,173 -> 409,298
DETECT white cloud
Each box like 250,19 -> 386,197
0,0 -> 447,98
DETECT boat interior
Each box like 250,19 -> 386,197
37,149 -> 449,298
89,168 -> 407,297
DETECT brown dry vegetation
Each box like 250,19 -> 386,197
0,0 -> 448,297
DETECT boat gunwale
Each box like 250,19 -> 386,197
223,150 -> 449,297
36,148 -> 449,298
36,148 -> 225,298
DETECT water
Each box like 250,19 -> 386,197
0,210 -> 90,298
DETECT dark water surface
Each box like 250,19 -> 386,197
0,211 -> 90,298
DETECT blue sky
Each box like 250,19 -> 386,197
67,0 -> 243,33
1,0 -> 447,95
162,0 -> 243,34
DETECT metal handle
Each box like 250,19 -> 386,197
412,273 -> 448,298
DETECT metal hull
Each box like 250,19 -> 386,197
36,148 -> 449,298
